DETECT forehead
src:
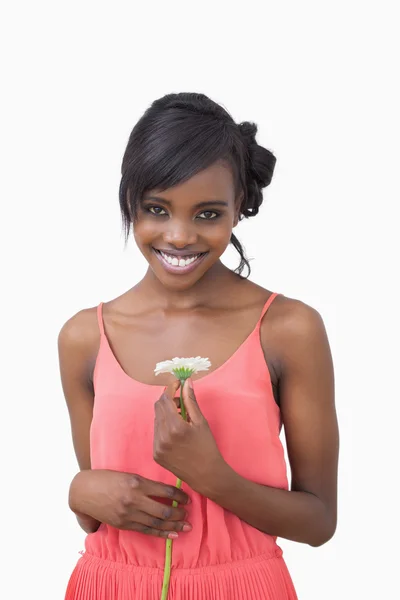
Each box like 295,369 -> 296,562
149,161 -> 236,203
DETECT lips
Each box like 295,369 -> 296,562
152,248 -> 208,275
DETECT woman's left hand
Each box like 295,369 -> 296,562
153,378 -> 226,494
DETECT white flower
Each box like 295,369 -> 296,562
154,356 -> 211,380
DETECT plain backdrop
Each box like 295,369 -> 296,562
1,1 -> 399,598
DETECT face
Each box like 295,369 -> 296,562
132,161 -> 241,290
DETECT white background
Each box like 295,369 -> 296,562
1,1 -> 399,598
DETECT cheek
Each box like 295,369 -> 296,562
207,222 -> 233,246
133,219 -> 232,248
133,220 -> 156,243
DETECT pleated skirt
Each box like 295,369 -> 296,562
65,550 -> 298,599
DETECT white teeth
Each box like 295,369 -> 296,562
159,251 -> 201,267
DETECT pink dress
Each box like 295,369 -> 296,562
65,292 -> 298,599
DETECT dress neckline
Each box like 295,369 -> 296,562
97,293 -> 278,389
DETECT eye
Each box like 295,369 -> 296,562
145,206 -> 220,220
197,211 -> 219,220
147,206 -> 167,216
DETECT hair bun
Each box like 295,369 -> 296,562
237,121 -> 277,217
238,121 -> 258,145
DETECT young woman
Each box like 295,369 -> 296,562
59,92 -> 339,599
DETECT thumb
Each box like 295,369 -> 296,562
183,378 -> 203,423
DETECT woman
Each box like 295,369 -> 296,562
59,92 -> 339,599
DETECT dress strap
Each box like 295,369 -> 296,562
96,302 -> 105,336
257,292 -> 280,325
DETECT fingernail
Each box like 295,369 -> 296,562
188,378 -> 193,389
186,496 -> 192,504
182,523 -> 192,532
168,532 -> 178,539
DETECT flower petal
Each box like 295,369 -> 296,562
154,356 -> 211,376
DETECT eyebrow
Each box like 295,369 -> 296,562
142,196 -> 229,209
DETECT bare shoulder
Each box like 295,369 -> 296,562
58,305 -> 99,349
58,305 -> 101,381
268,293 -> 326,335
260,292 -> 330,369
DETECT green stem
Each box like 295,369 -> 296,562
161,538 -> 173,600
179,379 -> 187,421
160,380 -> 187,600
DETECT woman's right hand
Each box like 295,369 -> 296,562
69,469 -> 192,539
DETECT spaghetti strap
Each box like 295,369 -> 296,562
96,302 -> 105,336
258,292 -> 279,324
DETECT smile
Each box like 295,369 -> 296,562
152,248 -> 208,274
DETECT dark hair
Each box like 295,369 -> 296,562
119,92 -> 277,278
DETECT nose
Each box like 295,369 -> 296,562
162,218 -> 198,248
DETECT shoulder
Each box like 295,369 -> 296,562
260,293 -> 329,371
58,305 -> 101,368
267,294 -> 325,336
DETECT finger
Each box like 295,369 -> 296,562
125,521 -> 182,539
139,496 -> 187,522
154,399 -> 164,422
137,475 -> 190,505
182,378 -> 203,424
155,380 -> 180,410
164,379 -> 180,401
161,394 -> 182,419
159,383 -> 183,418
155,381 -> 180,423
128,509 -> 191,533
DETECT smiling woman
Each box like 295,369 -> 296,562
119,92 -> 276,280
132,160 -> 247,286
59,92 -> 338,600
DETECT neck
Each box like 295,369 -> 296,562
135,259 -> 241,311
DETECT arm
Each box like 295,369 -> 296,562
59,309 -> 192,537
58,309 -> 101,533
203,300 -> 339,546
